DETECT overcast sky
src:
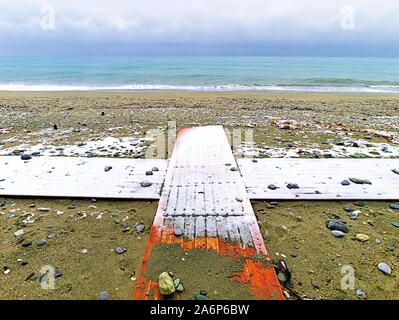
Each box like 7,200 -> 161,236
0,0 -> 398,56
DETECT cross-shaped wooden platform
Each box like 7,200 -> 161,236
1,125 -> 398,300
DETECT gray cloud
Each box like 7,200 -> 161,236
0,0 -> 398,55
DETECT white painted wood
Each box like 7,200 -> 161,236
238,158 -> 399,200
158,126 -> 262,249
0,156 -> 168,199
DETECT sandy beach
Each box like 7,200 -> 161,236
1,91 -> 399,300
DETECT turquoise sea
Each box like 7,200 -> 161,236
0,56 -> 399,93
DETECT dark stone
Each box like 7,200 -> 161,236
327,219 -> 349,233
268,184 -> 277,190
390,204 -> 399,210
21,241 -> 32,247
199,290 -> 207,296
344,206 -> 355,212
341,180 -> 350,186
104,166 -> 112,172
287,183 -> 299,189
68,205 -> 76,209
136,224 -> 145,233
145,171 -> 153,175
20,154 -> 32,160
54,270 -> 63,278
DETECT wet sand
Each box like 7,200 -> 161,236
1,91 -> 398,300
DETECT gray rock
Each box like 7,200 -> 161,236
377,262 -> 392,275
48,233 -> 57,239
20,154 -> 32,160
140,181 -> 152,187
136,224 -> 145,233
104,166 -> 112,172
37,240 -> 46,246
331,230 -> 345,238
341,180 -> 350,186
21,241 -> 32,247
100,291 -> 109,300
174,228 -> 183,237
116,247 -> 123,254
356,289 -> 367,299
327,219 -> 349,233
390,204 -> 399,210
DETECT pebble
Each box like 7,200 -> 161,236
82,248 -> 88,254
20,153 -> 32,160
327,219 -> 349,233
174,228 -> 183,237
377,262 -> 392,275
287,183 -> 299,189
100,291 -> 109,300
13,229 -> 24,237
145,171 -> 153,175
341,180 -> 350,186
390,221 -> 399,228
152,167 -> 159,172
355,234 -> 369,242
268,184 -> 277,190
21,241 -> 32,247
68,205 -> 76,209
350,215 -> 357,220
39,274 -> 48,283
140,181 -> 152,187
195,294 -> 208,300
37,239 -> 47,246
38,208 -> 51,212
356,289 -> 367,299
376,239 -> 381,244
331,230 -> 344,238
344,206 -> 355,212
54,270 -> 63,278
116,247 -> 124,254
104,166 -> 112,172
159,272 -> 175,296
277,273 -> 287,282
47,233 -> 57,239
356,201 -> 365,207
136,224 -> 145,233
390,204 -> 399,210
200,289 -> 207,296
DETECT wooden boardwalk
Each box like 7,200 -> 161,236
132,126 -> 283,300
0,157 -> 167,199
238,158 -> 399,200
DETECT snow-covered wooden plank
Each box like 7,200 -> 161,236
238,158 -> 399,200
0,156 -> 168,199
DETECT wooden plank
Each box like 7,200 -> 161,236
238,158 -> 399,200
134,125 -> 283,300
0,156 -> 167,199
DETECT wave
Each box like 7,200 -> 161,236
1,83 -> 399,93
